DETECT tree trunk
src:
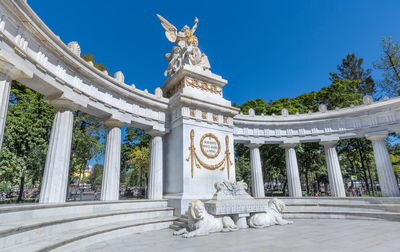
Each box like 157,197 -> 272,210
17,173 -> 25,202
282,181 -> 287,196
305,167 -> 310,195
356,140 -> 373,196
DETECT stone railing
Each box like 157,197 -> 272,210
233,96 -> 400,144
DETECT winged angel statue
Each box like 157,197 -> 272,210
157,14 -> 211,77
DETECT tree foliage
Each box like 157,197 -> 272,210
236,53 -> 378,196
0,81 -> 54,200
69,111 -> 106,186
374,37 -> 400,96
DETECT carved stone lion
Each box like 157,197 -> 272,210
173,200 -> 239,238
248,198 -> 293,228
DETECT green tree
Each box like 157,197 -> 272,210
330,53 -> 375,95
0,81 -> 54,201
69,111 -> 106,188
240,98 -> 267,115
124,146 -> 150,197
87,164 -> 103,190
120,128 -> 151,197
374,37 -> 400,96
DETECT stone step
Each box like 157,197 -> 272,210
173,220 -> 186,227
0,207 -> 173,237
285,203 -> 400,212
0,199 -> 168,225
169,224 -> 181,231
285,205 -> 389,213
0,207 -> 174,250
4,216 -> 177,252
283,211 -> 400,221
273,197 -> 400,205
178,217 -> 188,223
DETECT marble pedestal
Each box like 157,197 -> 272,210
162,65 -> 239,215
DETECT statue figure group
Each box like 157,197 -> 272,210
157,14 -> 211,77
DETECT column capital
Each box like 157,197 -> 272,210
245,142 -> 263,149
365,131 -> 388,141
320,140 -> 338,148
103,118 -> 125,128
0,60 -> 31,80
281,142 -> 298,149
146,129 -> 166,137
45,96 -> 79,112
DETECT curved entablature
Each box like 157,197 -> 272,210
233,97 -> 400,144
0,0 -> 169,133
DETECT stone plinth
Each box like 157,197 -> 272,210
163,65 -> 239,215
204,181 -> 268,229
204,199 -> 269,216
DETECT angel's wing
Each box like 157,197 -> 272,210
156,14 -> 177,43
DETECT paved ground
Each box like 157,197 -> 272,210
78,219 -> 400,252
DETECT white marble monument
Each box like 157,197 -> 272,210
157,15 -> 239,215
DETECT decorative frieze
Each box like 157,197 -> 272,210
165,76 -> 222,97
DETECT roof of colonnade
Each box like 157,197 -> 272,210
0,0 -> 168,133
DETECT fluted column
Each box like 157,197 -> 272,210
148,133 -> 164,200
0,73 -> 11,148
248,143 -> 265,198
366,133 -> 400,197
40,102 -> 74,203
321,141 -> 346,197
282,143 -> 302,197
101,120 -> 123,201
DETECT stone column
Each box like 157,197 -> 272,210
0,73 -> 11,148
366,133 -> 400,197
40,101 -> 75,203
321,141 -> 346,197
101,120 -> 123,201
148,133 -> 164,200
282,143 -> 302,197
248,144 -> 265,198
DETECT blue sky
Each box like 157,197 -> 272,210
29,0 -> 400,105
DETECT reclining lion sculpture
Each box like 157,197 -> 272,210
248,198 -> 293,228
173,200 -> 239,238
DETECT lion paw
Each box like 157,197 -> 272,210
182,233 -> 191,238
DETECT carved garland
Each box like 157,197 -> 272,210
186,130 -> 233,179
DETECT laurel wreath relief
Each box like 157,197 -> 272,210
186,129 -> 233,179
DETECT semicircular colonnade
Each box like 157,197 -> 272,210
0,0 -> 398,207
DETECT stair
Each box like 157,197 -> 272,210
278,197 -> 400,222
170,197 -> 400,231
0,200 -> 177,251
170,215 -> 188,231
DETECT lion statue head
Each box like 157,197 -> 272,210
188,200 -> 207,221
268,198 -> 286,214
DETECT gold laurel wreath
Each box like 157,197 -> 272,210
186,130 -> 232,179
